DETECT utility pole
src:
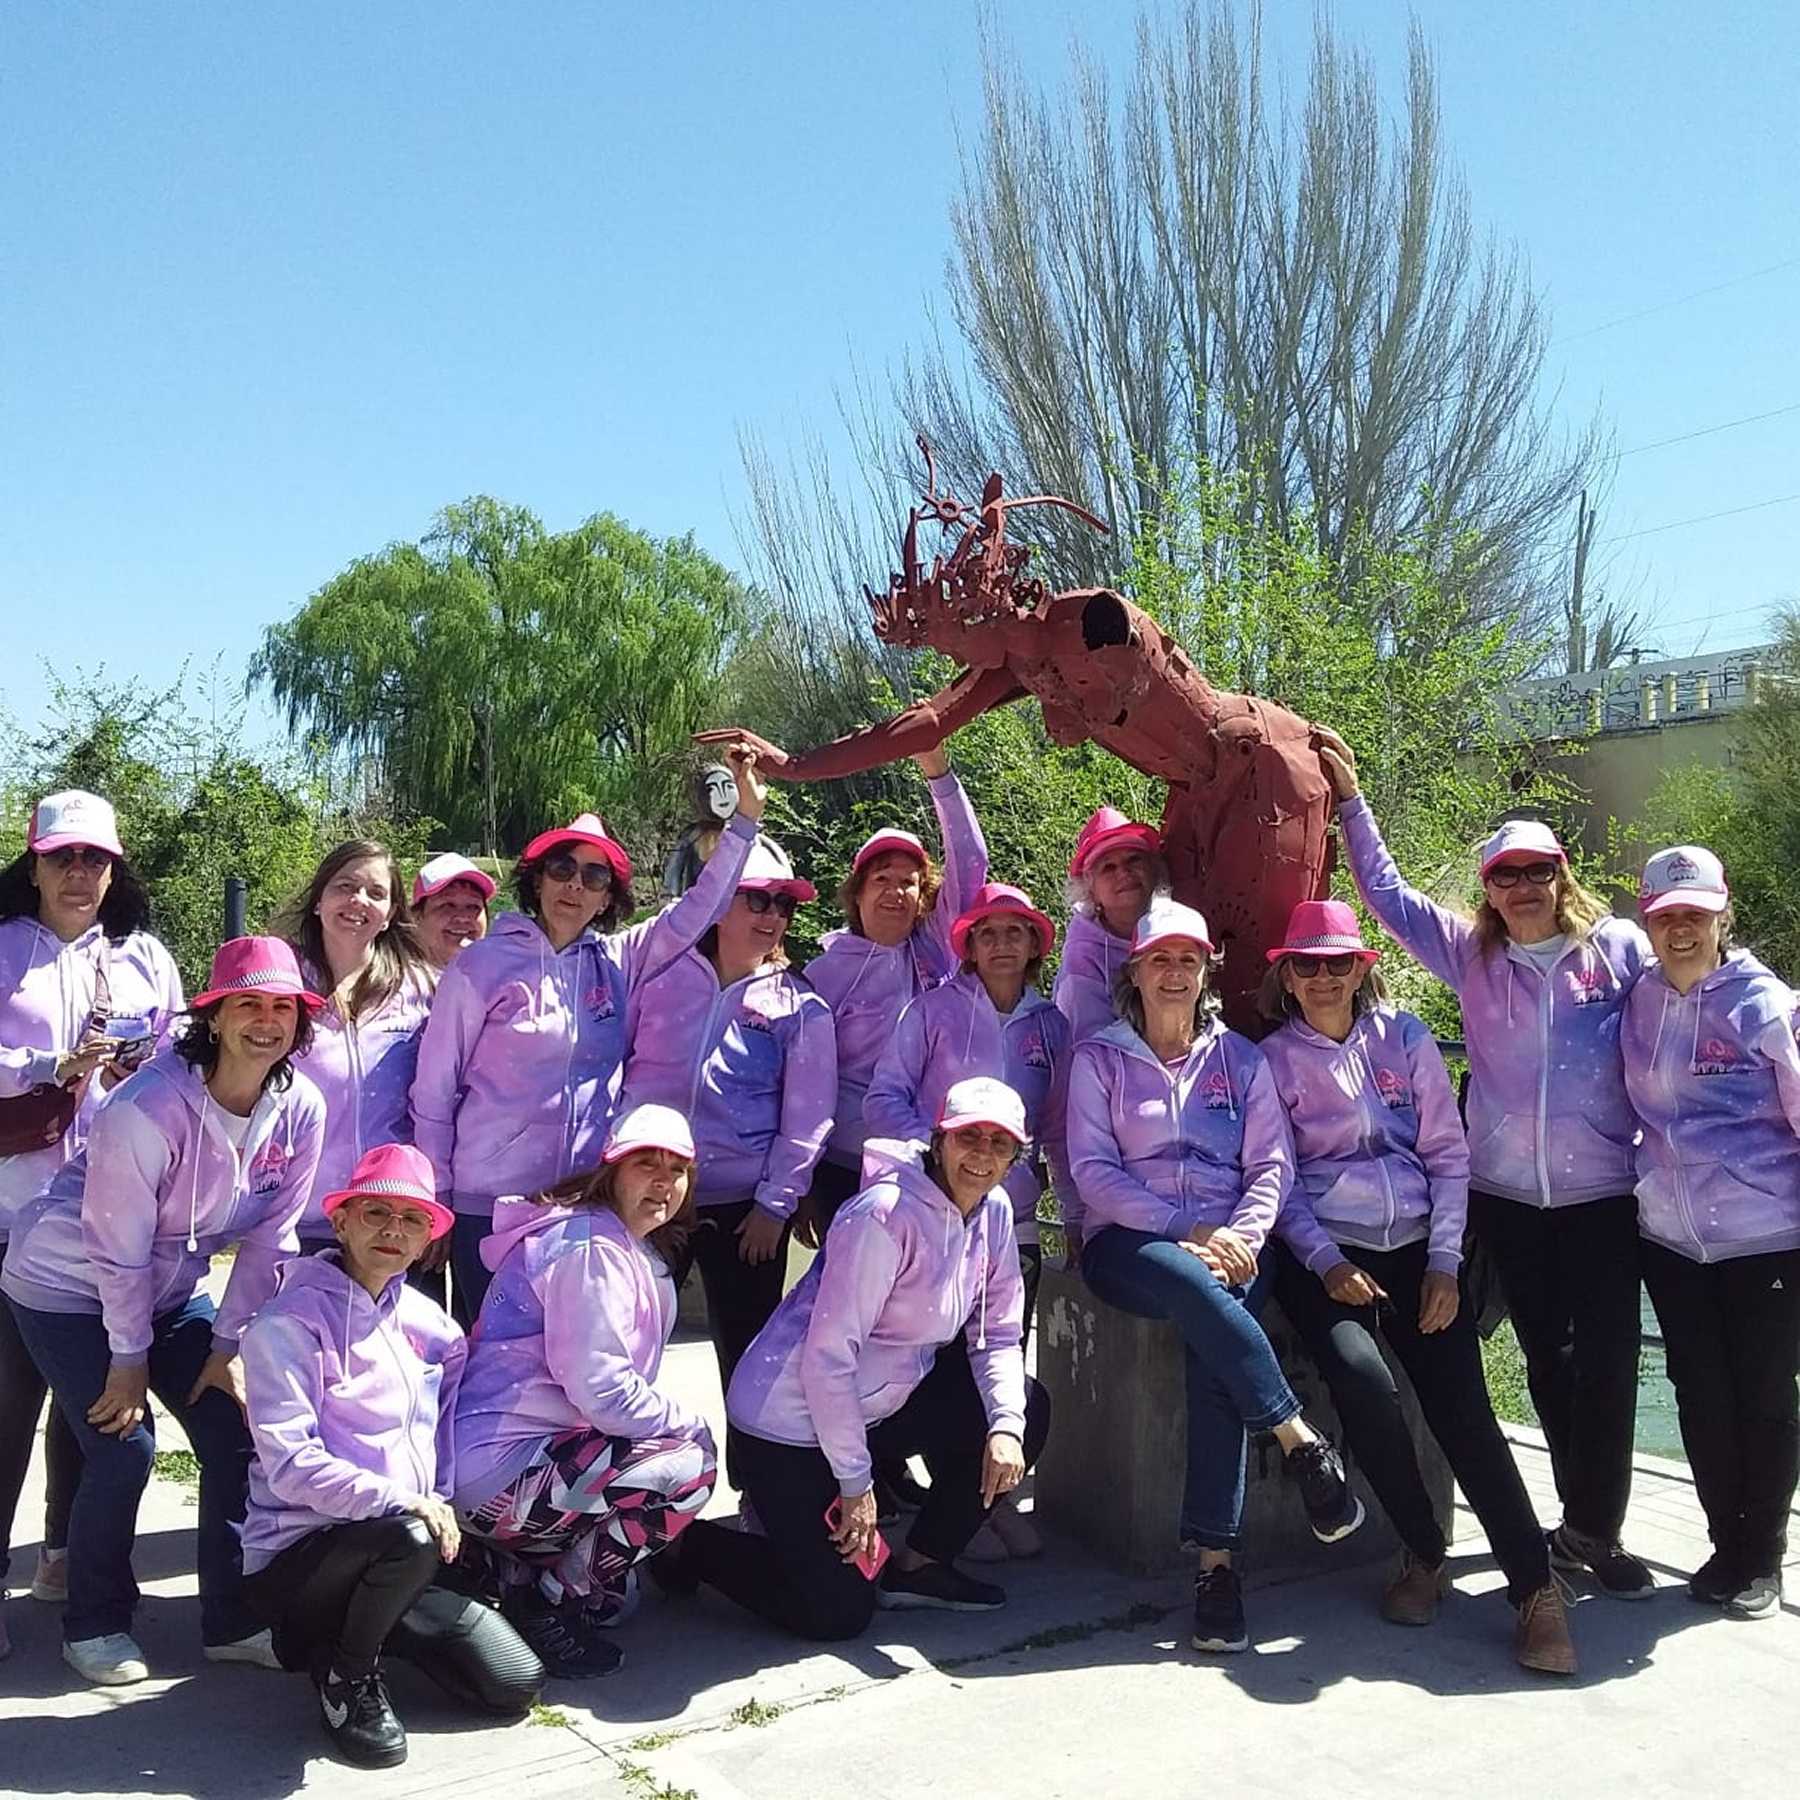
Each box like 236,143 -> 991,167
1568,489 -> 1597,674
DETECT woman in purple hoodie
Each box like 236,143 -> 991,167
1318,727 -> 1654,1600
1260,900 -> 1573,1674
411,750 -> 767,1328
679,1078 -> 1050,1640
1051,805 -> 1167,1051
1067,898 -> 1362,1656
241,1143 -> 542,1770
1622,846 -> 1800,1621
0,790 -> 183,1651
453,1105 -> 717,1679
2,936 -> 325,1687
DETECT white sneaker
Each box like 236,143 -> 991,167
31,1547 -> 69,1603
204,1627 -> 282,1669
961,1522 -> 1010,1564
64,1632 -> 149,1685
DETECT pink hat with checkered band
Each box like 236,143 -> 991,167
1266,899 -> 1379,964
320,1142 -> 454,1240
188,937 -> 326,1013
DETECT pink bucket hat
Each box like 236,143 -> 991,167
950,882 -> 1056,960
1069,806 -> 1162,879
189,937 -> 326,1013
29,790 -> 124,858
937,1076 -> 1030,1147
1266,899 -> 1379,964
604,1103 -> 698,1164
737,836 -> 818,903
850,827 -> 930,876
320,1143 -> 455,1241
520,813 -> 634,887
1129,897 -> 1215,958
1478,818 -> 1567,881
1639,845 -> 1730,917
413,853 -> 497,904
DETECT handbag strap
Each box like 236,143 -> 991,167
87,938 -> 113,1033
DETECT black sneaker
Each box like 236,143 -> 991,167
1288,1438 -> 1366,1544
1190,1566 -> 1248,1654
317,1667 -> 407,1769
499,1588 -> 625,1679
1724,1570 -> 1783,1621
1688,1549 -> 1740,1606
1548,1526 -> 1654,1600
877,1560 -> 1005,1612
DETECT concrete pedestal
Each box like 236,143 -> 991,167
1035,1265 -> 1455,1576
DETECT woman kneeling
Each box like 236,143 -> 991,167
453,1106 -> 718,1678
240,1145 -> 543,1769
682,1078 -> 1051,1639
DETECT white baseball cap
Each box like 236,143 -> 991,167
1130,897 -> 1215,958
29,790 -> 124,858
1639,845 -> 1729,917
413,853 -> 497,904
1478,818 -> 1567,879
603,1104 -> 697,1164
936,1077 -> 1029,1147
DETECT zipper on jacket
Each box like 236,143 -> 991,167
1352,1034 -> 1399,1244
376,1292 -> 430,1495
1656,988 -> 1708,1263
1533,959 -> 1556,1205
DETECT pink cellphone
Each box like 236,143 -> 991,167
824,1498 -> 891,1581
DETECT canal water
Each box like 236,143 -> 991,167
1634,1292 -> 1683,1459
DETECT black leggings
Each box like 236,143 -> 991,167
686,1351 -> 1052,1641
243,1515 -> 541,1711
0,1287 -> 80,1586
1273,1240 -> 1550,1604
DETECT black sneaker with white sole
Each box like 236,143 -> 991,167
877,1561 -> 1006,1612
317,1667 -> 407,1769
1548,1526 -> 1654,1600
1190,1566 -> 1248,1654
1724,1570 -> 1783,1621
1288,1438 -> 1365,1544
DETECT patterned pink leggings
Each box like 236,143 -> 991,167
461,1425 -> 716,1619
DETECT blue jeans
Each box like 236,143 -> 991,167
450,1213 -> 494,1331
1082,1226 -> 1301,1551
11,1292 -> 256,1645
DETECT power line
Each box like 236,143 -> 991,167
1600,491 -> 1800,544
1555,254 -> 1800,345
1616,399 -> 1800,458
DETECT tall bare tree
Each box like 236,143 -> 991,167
894,2 -> 1603,627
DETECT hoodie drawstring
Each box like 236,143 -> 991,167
975,1203 -> 989,1351
188,1088 -> 210,1254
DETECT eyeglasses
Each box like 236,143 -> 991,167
741,890 -> 796,918
542,852 -> 613,893
1486,861 -> 1560,890
1289,953 -> 1358,978
42,847 -> 113,873
353,1198 -> 436,1236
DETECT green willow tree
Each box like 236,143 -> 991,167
252,500 -> 750,854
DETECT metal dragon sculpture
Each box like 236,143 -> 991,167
700,438 -> 1334,1028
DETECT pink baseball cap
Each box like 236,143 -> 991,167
320,1143 -> 454,1241
189,937 -> 326,1013
520,813 -> 634,887
1069,806 -> 1161,879
851,828 -> 929,876
1478,819 -> 1567,880
604,1103 -> 697,1164
413,853 -> 497,904
950,882 -> 1056,960
1266,899 -> 1378,964
29,790 -> 124,858
1130,897 -> 1215,958
936,1076 -> 1029,1147
737,836 -> 818,903
1639,845 -> 1729,917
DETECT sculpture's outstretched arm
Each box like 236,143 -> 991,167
696,663 -> 1026,782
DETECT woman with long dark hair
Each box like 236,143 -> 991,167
0,790 -> 183,1656
2,937 -> 325,1685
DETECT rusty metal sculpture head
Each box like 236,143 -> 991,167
865,437 -> 1109,649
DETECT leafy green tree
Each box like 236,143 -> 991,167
252,500 -> 749,855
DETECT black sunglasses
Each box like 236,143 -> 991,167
1289,953 -> 1358,978
41,847 -> 114,873
741,890 -> 796,918
542,851 -> 612,893
1487,861 -> 1559,890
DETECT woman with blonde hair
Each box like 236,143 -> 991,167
1318,726 -> 1654,1600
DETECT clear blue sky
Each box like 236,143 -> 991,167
4,2 -> 1796,745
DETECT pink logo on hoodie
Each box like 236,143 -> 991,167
1373,1066 -> 1412,1109
583,983 -> 617,1023
1199,1070 -> 1233,1111
1693,1037 -> 1755,1077
250,1138 -> 290,1195
1566,964 -> 1609,1006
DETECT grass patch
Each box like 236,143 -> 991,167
529,1701 -> 571,1728
1480,1321 -> 1536,1427
939,1599 -> 1173,1670
152,1449 -> 202,1489
728,1697 -> 784,1729
628,1731 -> 678,1752
616,1763 -> 697,1800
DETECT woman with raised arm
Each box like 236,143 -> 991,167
678,1079 -> 1050,1640
0,791 -> 183,1653
241,1143 -> 543,1769
3,937 -> 325,1686
1260,899 -> 1574,1673
411,748 -> 767,1327
1318,728 -> 1654,1601
1068,898 -> 1362,1656
1622,847 -> 1800,1622
1052,807 -> 1168,1047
